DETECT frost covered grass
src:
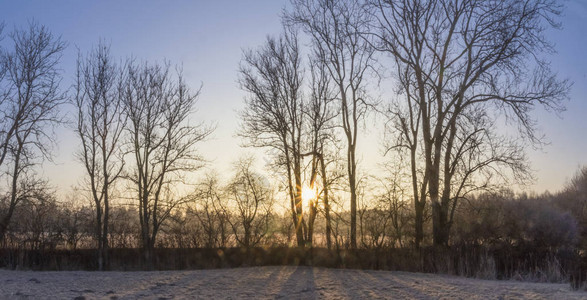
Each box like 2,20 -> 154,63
0,266 -> 584,299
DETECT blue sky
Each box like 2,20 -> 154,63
0,0 -> 585,197
528,0 -> 587,192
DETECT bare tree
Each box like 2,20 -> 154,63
60,197 -> 92,251
73,41 -> 125,270
120,60 -> 212,266
287,0 -> 375,248
382,59 -> 428,248
357,178 -> 389,249
303,57 -> 339,247
0,22 -> 65,242
238,29 -> 306,246
12,182 -> 61,251
375,161 -> 411,248
369,0 -> 570,246
109,205 -> 139,248
191,172 -> 228,248
219,157 -> 274,248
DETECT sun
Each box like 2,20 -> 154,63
301,185 -> 317,208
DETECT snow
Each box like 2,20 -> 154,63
0,266 -> 584,299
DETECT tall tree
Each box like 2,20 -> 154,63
74,41 -> 125,270
120,61 -> 212,266
238,29 -> 306,246
0,22 -> 65,242
287,0 -> 374,248
369,0 -> 570,246
304,57 -> 338,247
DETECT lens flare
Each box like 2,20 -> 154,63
301,185 -> 317,208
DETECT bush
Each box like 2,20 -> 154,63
0,245 -> 576,284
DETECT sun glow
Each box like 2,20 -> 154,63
301,185 -> 317,208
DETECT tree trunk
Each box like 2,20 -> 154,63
143,242 -> 154,270
320,157 -> 332,249
294,161 -> 305,247
0,145 -> 22,246
141,203 -> 153,269
433,191 -> 453,246
0,215 -> 12,243
349,146 -> 357,249
307,201 -> 317,246
414,199 -> 425,249
102,191 -> 110,270
432,202 -> 450,246
96,207 -> 103,271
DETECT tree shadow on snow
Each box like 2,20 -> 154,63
275,266 -> 317,298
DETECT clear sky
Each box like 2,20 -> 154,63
0,0 -> 585,198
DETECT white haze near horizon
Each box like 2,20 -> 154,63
0,0 -> 585,204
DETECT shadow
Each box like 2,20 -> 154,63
322,268 -> 433,299
276,266 -> 317,299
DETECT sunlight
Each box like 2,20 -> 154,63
301,185 -> 317,209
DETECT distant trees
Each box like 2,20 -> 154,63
120,61 -> 213,266
374,163 -> 412,248
0,22 -> 66,242
219,157 -> 274,248
60,197 -> 92,251
190,173 -> 228,248
452,191 -> 578,250
73,41 -> 125,270
555,167 -> 587,249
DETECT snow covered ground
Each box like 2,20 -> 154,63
0,266 -> 584,299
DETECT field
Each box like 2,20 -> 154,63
0,266 -> 584,299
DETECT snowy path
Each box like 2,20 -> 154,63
0,266 -> 584,299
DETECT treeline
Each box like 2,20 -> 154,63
2,168 -> 585,251
1,166 -> 585,281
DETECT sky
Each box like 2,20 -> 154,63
0,0 -> 585,199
